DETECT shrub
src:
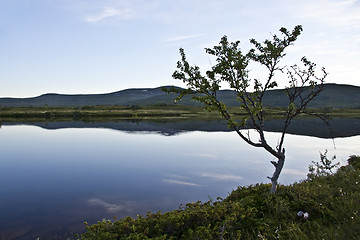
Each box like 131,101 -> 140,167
79,155 -> 360,239
348,155 -> 360,169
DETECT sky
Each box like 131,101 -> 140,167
0,0 -> 359,97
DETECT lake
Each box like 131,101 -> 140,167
0,119 -> 359,239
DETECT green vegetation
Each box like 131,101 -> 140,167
1,105 -> 359,122
79,155 -> 360,239
165,24 -> 357,194
0,105 -> 200,121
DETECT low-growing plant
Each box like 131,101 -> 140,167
307,150 -> 340,180
79,155 -> 360,240
347,155 -> 360,169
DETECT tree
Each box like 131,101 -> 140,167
166,25 -> 327,193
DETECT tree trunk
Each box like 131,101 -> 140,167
269,154 -> 285,193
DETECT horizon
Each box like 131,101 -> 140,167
0,82 -> 358,99
1,0 -> 359,98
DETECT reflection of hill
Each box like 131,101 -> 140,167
3,118 -> 360,138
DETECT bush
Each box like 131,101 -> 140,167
307,150 -> 339,180
348,155 -> 360,169
79,155 -> 360,239
81,105 -> 95,110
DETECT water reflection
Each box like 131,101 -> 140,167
0,121 -> 359,239
2,117 -> 360,138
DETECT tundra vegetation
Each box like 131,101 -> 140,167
165,25 -> 327,193
77,26 -> 360,239
0,105 -> 359,122
79,155 -> 360,239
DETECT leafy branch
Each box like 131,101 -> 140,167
165,25 -> 327,193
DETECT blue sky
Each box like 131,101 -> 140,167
0,0 -> 359,97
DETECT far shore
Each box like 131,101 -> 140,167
1,105 -> 359,122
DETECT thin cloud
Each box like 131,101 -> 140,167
295,0 -> 360,27
200,173 -> 244,182
163,34 -> 205,43
87,198 -> 133,213
179,152 -> 218,159
85,6 -> 132,23
163,179 -> 201,187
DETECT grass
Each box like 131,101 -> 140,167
78,155 -> 360,239
1,105 -> 359,122
0,105 -> 210,121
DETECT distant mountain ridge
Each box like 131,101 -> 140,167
0,84 -> 359,108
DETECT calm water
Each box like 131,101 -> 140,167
0,122 -> 359,239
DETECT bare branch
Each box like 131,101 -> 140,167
271,161 -> 278,167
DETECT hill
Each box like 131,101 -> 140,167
0,87 -> 167,107
0,84 -> 359,108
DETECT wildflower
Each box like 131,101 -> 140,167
297,211 -> 304,218
297,211 -> 309,220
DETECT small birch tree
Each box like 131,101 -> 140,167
166,25 -> 327,193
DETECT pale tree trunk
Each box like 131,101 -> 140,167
269,154 -> 285,193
